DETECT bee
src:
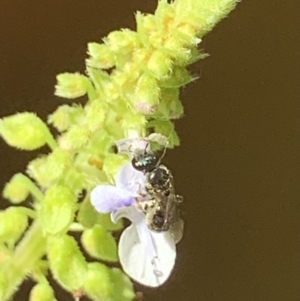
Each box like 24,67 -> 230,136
131,147 -> 184,243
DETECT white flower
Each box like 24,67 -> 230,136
90,163 -> 177,287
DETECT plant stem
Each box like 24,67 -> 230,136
3,220 -> 46,301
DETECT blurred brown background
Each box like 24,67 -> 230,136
1,0 -> 300,300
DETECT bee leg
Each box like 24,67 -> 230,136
175,195 -> 183,203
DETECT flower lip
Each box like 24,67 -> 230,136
90,162 -> 147,213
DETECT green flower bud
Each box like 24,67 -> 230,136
158,88 -> 184,119
59,125 -> 90,151
3,173 -> 30,204
81,225 -> 118,262
135,12 -> 157,44
88,129 -> 115,156
29,282 -> 57,301
84,264 -> 134,301
85,100 -> 107,132
132,74 -> 160,113
161,66 -> 194,88
55,72 -> 90,99
120,112 -> 146,137
0,207 -> 28,242
106,29 -> 139,54
27,156 -> 52,188
27,150 -> 72,188
147,50 -> 172,79
0,112 -> 53,150
48,104 -> 84,132
83,263 -> 113,301
46,148 -> 72,177
86,68 -> 111,96
47,235 -> 87,291
40,185 -> 76,234
109,268 -> 135,301
87,42 -> 115,69
60,168 -> 86,195
155,0 -> 174,20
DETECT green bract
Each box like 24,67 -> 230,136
29,282 -> 57,301
81,225 -> 118,262
47,235 -> 87,291
83,263 -> 135,301
40,185 -> 76,234
3,173 -> 30,204
0,207 -> 28,242
0,112 -> 55,150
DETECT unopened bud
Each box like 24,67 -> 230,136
0,112 -> 51,150
40,185 -> 76,234
81,225 -> 118,262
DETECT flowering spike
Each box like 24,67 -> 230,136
0,0 -> 239,299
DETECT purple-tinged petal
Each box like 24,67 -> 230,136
115,163 -> 146,194
118,223 -> 176,287
90,185 -> 135,213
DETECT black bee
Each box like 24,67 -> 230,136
132,150 -> 173,197
131,148 -> 184,243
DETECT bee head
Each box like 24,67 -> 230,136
131,151 -> 160,173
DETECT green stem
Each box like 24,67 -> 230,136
3,220 -> 46,301
46,132 -> 58,151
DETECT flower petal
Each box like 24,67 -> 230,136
90,185 -> 135,213
115,138 -> 150,156
118,223 -> 176,287
115,163 -> 146,194
111,205 -> 144,224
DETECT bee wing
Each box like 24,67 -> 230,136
163,192 -> 184,244
169,218 -> 184,244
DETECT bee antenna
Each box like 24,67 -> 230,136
144,142 -> 149,154
159,140 -> 169,161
